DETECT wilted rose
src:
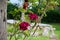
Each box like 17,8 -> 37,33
23,2 -> 28,10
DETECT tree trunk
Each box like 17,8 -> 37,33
0,0 -> 7,40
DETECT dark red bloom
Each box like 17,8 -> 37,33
23,2 -> 28,10
19,22 -> 30,30
28,12 -> 38,20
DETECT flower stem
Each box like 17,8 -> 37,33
9,35 -> 12,40
23,35 -> 26,40
15,35 -> 17,40
32,26 -> 38,35
32,22 -> 36,29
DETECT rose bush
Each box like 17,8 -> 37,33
8,0 -> 58,40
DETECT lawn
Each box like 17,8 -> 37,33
50,23 -> 60,40
7,23 -> 60,40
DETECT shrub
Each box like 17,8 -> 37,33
42,10 -> 60,23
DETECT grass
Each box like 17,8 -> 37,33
7,23 -> 60,40
50,23 -> 60,40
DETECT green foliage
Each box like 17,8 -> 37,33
57,0 -> 60,5
19,7 -> 27,13
7,0 -> 59,20
28,0 -> 38,3
7,25 -> 14,33
7,3 -> 21,20
28,0 -> 59,17
23,30 -> 30,37
42,10 -> 60,23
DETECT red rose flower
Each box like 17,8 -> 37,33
19,22 -> 30,30
28,12 -> 38,20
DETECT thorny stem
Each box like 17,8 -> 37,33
32,22 -> 36,29
32,25 -> 39,35
9,33 -> 16,40
14,23 -> 18,40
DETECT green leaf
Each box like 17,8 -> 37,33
28,0 -> 38,3
32,3 -> 38,6
14,22 -> 19,28
7,26 -> 13,33
19,8 -> 27,13
44,13 -> 47,17
23,30 -> 30,37
47,6 -> 54,10
25,15 -> 30,22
